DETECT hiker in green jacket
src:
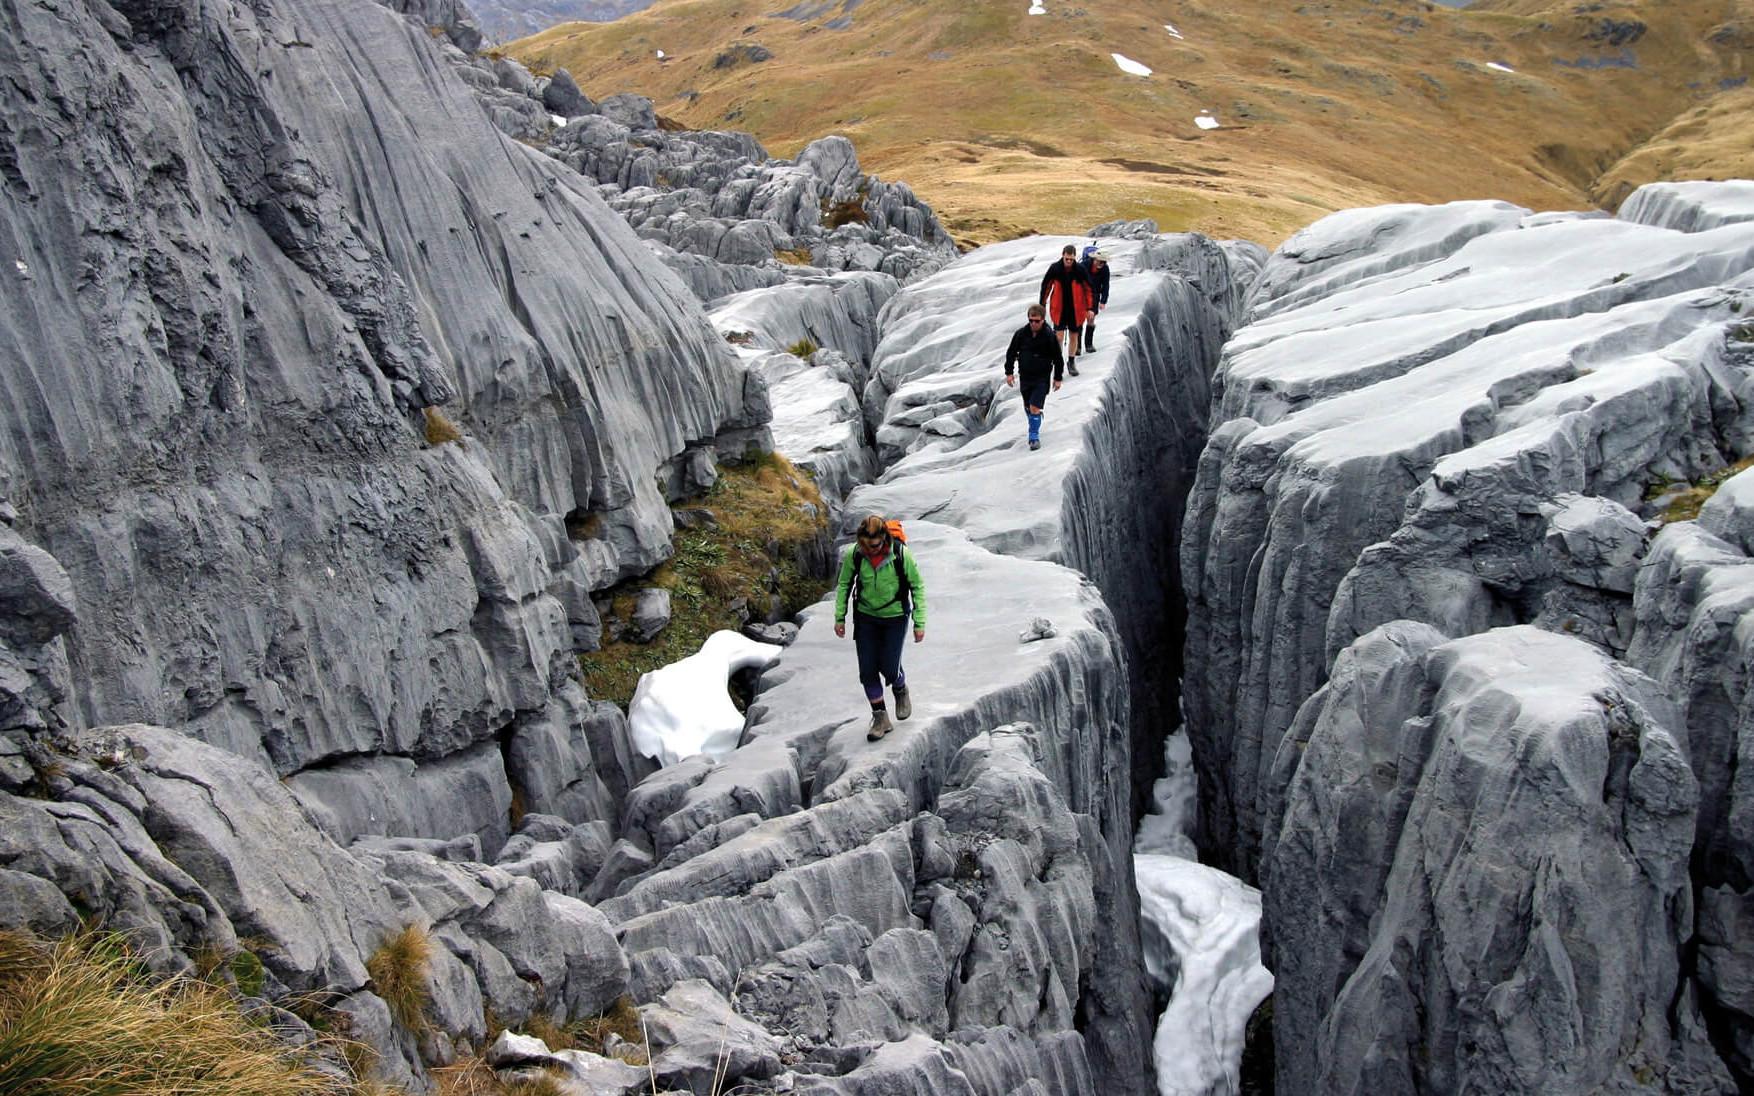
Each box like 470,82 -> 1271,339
833,514 -> 926,741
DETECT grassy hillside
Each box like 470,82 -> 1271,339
511,0 -> 1752,247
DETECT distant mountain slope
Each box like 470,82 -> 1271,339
512,0 -> 1754,245
470,0 -> 650,43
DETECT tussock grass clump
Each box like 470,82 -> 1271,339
0,929 -> 351,1095
581,454 -> 830,706
433,1057 -> 570,1096
424,407 -> 464,446
365,925 -> 432,1034
822,197 -> 869,229
773,247 -> 814,266
785,337 -> 819,358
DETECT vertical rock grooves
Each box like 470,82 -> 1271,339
0,0 -> 760,845
1182,188 -> 1754,1091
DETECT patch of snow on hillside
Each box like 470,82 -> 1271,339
1195,112 -> 1220,129
1165,23 -> 1184,39
1485,61 -> 1514,72
1112,53 -> 1152,76
1027,0 -> 1045,14
655,48 -> 666,59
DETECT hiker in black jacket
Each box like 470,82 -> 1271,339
1038,244 -> 1093,376
1004,303 -> 1064,451
1080,250 -> 1111,349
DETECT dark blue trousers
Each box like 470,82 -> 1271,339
853,610 -> 908,703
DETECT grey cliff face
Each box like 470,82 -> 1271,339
0,0 -> 760,841
1182,185 -> 1754,1091
1264,624 -> 1730,1094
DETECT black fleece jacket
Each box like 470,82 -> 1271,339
1004,323 -> 1065,385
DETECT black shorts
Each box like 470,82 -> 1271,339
1050,296 -> 1078,330
1021,380 -> 1051,408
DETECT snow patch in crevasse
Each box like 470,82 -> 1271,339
1112,53 -> 1152,76
629,630 -> 783,767
1135,730 -> 1272,1096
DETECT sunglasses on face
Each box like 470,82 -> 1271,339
1028,318 -> 1043,324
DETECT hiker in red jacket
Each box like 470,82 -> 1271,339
1039,244 -> 1093,376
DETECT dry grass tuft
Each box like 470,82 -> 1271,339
365,925 -> 432,1035
785,337 -> 819,358
433,1057 -> 571,1096
773,247 -> 814,266
822,197 -> 869,229
424,407 -> 464,446
0,929 -> 354,1095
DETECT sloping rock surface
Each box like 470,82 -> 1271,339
597,230 -> 1257,1094
1184,191 -> 1754,876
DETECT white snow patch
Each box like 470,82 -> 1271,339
1194,112 -> 1220,130
13,260 -> 26,276
1112,52 -> 1152,77
1164,23 -> 1184,39
1485,61 -> 1515,73
655,48 -> 667,59
1134,731 -> 1273,1096
549,113 -> 567,127
629,630 -> 783,767
1027,0 -> 1045,13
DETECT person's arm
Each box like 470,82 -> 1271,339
1048,330 -> 1064,382
905,550 -> 926,634
833,548 -> 856,622
1039,266 -> 1053,305
1004,329 -> 1023,376
1097,268 -> 1110,306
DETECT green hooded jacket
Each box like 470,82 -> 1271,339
834,543 -> 926,628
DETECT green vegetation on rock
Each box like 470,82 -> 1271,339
580,452 -> 830,707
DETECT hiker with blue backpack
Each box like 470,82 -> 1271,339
1080,246 -> 1110,349
833,514 -> 926,741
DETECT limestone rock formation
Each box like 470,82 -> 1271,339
1182,183 -> 1754,1091
1265,624 -> 1731,1093
1184,189 -> 1754,878
0,0 -> 769,854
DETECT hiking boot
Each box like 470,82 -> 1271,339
1029,439 -> 1041,451
894,687 -> 912,721
1067,358 -> 1079,376
867,708 -> 893,741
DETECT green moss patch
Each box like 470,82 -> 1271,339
1656,453 -> 1754,524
